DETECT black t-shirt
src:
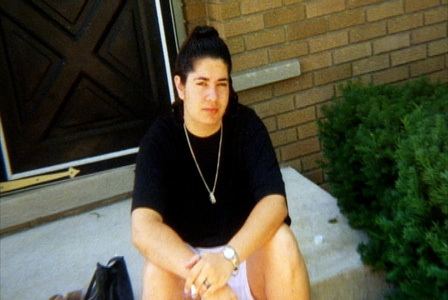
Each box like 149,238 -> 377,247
132,103 -> 290,247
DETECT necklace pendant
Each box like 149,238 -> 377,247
209,193 -> 217,204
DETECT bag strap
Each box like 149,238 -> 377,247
83,256 -> 131,300
84,263 -> 101,300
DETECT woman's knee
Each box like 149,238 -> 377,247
268,224 -> 310,279
270,224 -> 300,257
249,224 -> 310,299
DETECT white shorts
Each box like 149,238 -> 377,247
194,246 -> 254,300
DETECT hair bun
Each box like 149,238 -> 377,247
191,26 -> 220,39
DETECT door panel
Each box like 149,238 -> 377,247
0,0 -> 172,177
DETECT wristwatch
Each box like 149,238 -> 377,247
223,245 -> 240,276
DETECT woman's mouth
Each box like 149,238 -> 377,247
203,108 -> 219,113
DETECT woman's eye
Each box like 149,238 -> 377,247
197,82 -> 206,86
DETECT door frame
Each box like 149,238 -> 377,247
0,0 -> 181,181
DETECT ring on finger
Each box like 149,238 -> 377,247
202,278 -> 212,289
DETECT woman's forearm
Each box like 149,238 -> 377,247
228,194 -> 288,263
131,208 -> 197,279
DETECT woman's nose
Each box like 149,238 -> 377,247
206,86 -> 218,101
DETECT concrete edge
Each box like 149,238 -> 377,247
233,59 -> 301,91
0,165 -> 135,236
0,192 -> 131,237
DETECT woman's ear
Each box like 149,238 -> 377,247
174,75 -> 185,100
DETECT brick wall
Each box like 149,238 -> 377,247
182,0 -> 448,185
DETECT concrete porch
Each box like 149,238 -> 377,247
0,167 -> 390,299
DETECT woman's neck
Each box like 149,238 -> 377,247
184,119 -> 221,137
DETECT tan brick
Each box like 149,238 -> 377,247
314,63 -> 352,86
283,158 -> 303,172
411,23 -> 447,44
298,121 -> 319,139
284,0 -> 304,5
360,74 -> 373,85
270,128 -> 298,147
388,13 -> 424,33
269,41 -> 309,63
300,52 -> 332,72
184,22 -> 206,35
336,75 -> 375,93
306,0 -> 345,18
238,85 -> 273,105
275,148 -> 281,162
391,45 -> 427,66
353,54 -> 390,75
405,0 -> 440,13
208,21 -> 224,36
264,4 -> 306,27
280,137 -> 320,160
428,69 -> 448,83
367,0 -> 404,22
233,49 -> 268,72
316,101 -> 333,119
295,85 -> 334,108
334,42 -> 372,64
410,55 -> 445,76
428,38 -> 448,56
309,31 -> 349,53
329,9 -> 365,31
425,6 -> 448,25
241,0 -> 282,15
226,37 -> 245,54
207,2 -> 240,21
372,65 -> 409,84
319,182 -> 331,192
206,4 -> 221,21
301,152 -> 324,171
273,73 -> 314,96
253,95 -> 295,118
373,33 -> 410,54
303,169 -> 324,184
245,28 -> 286,50
221,15 -> 264,38
262,116 -> 277,132
184,2 -> 206,21
287,18 -> 328,41
334,84 -> 345,97
348,0 -> 384,8
277,106 -> 316,129
350,21 -> 387,43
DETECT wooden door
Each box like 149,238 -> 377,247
0,0 -> 175,179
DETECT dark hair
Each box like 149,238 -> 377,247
174,26 -> 232,83
173,25 -> 238,116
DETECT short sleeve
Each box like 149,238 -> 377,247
243,110 -> 286,203
131,120 -> 169,215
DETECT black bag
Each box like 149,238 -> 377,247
84,256 -> 134,300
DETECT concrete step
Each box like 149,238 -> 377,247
0,166 -> 134,235
0,168 -> 390,299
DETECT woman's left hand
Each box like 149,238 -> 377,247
184,252 -> 234,298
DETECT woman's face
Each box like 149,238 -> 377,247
174,57 -> 229,136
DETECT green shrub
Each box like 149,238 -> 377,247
318,78 -> 448,299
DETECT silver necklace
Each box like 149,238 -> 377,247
183,123 -> 222,204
